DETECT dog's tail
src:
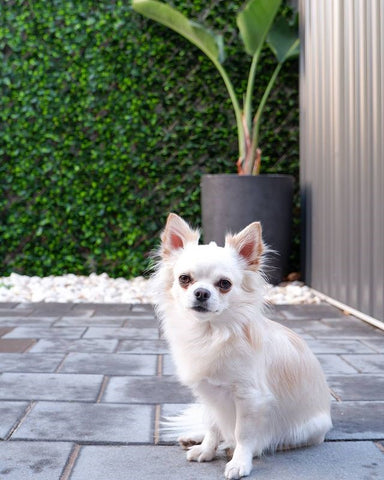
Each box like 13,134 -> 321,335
161,404 -> 207,445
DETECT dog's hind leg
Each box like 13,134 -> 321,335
178,432 -> 204,450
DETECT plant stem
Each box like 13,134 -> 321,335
213,60 -> 245,162
247,61 -> 283,174
244,50 -> 260,134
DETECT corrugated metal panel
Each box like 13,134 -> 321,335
300,0 -> 384,321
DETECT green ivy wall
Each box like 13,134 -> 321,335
0,0 -> 299,278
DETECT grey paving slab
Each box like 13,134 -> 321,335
117,339 -> 169,354
130,303 -> 155,312
69,442 -> 384,480
3,326 -> 86,339
276,304 -> 344,319
162,354 -> 176,376
0,441 -> 73,480
317,354 -> 358,374
341,354 -> 384,373
31,304 -> 95,317
306,338 -> 377,354
275,319 -> 335,334
102,376 -> 194,404
328,374 -> 384,401
0,307 -> 35,317
83,327 -> 158,340
74,304 -> 130,316
0,353 -> 63,373
59,353 -> 157,375
0,302 -> 20,310
123,315 -> 159,329
54,316 -> 126,326
323,315 -> 381,329
0,317 -> 57,326
328,401 -> 384,440
70,445 -> 224,480
362,338 -> 384,353
0,401 -> 29,439
29,338 -> 118,353
13,401 -> 154,443
0,373 -> 103,401
316,319 -> 383,338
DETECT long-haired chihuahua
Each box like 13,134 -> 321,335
152,213 -> 332,479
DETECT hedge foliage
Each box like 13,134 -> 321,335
0,0 -> 299,278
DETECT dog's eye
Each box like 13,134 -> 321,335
179,274 -> 192,287
217,279 -> 232,292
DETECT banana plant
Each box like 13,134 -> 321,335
132,0 -> 299,175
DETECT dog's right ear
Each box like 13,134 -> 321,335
161,213 -> 200,257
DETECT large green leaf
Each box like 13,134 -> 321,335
267,16 -> 300,63
237,0 -> 281,56
132,0 -> 225,63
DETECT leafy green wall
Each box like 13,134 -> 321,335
0,0 -> 299,278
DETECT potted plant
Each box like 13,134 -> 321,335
132,0 -> 299,284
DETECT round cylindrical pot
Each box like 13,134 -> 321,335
201,174 -> 294,285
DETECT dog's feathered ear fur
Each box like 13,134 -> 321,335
225,222 -> 264,271
161,213 -> 200,258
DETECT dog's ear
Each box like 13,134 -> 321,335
225,222 -> 264,271
161,213 -> 200,257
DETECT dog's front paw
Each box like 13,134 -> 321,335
224,458 -> 252,479
186,444 -> 216,462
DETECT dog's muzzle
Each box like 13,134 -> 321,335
192,288 -> 211,313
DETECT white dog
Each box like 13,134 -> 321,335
152,213 -> 332,479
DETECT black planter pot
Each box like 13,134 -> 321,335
201,174 -> 294,285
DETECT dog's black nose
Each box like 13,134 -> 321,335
194,288 -> 211,302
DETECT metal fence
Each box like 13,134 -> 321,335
299,0 -> 384,321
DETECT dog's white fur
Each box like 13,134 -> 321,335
152,213 -> 332,479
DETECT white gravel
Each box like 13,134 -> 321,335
0,273 -> 322,305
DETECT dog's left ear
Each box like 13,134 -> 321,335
161,213 -> 200,257
225,222 -> 264,271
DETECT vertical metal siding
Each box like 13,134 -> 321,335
300,0 -> 384,321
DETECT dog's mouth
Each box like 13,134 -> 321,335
191,304 -> 210,313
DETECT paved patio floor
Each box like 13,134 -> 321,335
0,302 -> 383,479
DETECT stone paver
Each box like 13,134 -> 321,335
83,326 -> 158,340
0,301 -> 382,480
54,316 -> 127,327
3,326 -> 86,339
0,353 -> 63,373
327,374 -> 384,401
102,376 -> 193,404
59,352 -> 157,375
362,338 -> 384,353
13,402 -> 154,443
0,373 -> 103,401
316,354 -> 359,374
0,441 -> 73,480
305,338 -> 377,354
117,339 -> 168,354
29,338 -> 118,353
329,401 -> 384,440
0,401 -> 29,439
340,354 -> 384,373
69,443 -> 384,480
